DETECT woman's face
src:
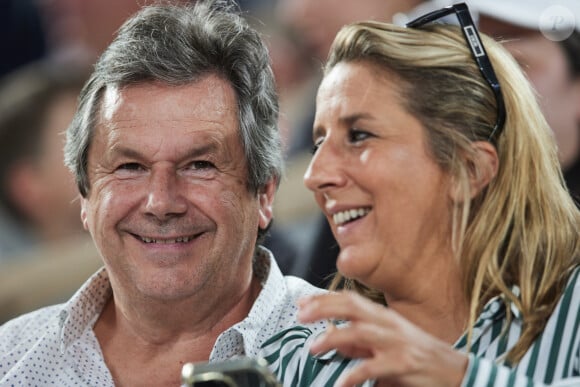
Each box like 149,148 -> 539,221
304,61 -> 454,293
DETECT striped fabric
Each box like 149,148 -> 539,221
457,266 -> 580,386
260,266 -> 580,386
261,326 -> 373,387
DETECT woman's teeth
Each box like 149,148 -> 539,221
333,208 -> 370,226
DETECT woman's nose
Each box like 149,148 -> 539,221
303,140 -> 346,194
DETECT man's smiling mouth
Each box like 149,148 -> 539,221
134,234 -> 199,244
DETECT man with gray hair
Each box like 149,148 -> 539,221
0,1 -> 327,385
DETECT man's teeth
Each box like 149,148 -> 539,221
140,236 -> 193,244
333,208 -> 370,226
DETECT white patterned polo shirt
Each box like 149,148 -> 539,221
0,246 -> 327,386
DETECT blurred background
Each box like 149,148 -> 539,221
0,0 -> 578,323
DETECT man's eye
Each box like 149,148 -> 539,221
117,163 -> 143,171
189,160 -> 215,170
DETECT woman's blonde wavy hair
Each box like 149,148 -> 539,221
327,21 -> 580,363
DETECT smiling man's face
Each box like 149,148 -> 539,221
81,76 -> 274,302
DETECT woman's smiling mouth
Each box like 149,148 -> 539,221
332,207 -> 371,226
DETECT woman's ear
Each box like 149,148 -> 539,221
449,141 -> 498,202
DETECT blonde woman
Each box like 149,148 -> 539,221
261,3 -> 580,386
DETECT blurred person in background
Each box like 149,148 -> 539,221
406,0 -> 580,201
0,59 -> 102,322
0,59 -> 89,259
35,0 -> 190,66
0,0 -> 47,77
277,0 -> 424,66
275,0 -> 426,157
474,0 -> 580,201
0,0 -> 167,77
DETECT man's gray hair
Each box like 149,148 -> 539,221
65,0 -> 282,197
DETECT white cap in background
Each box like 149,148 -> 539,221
396,0 -> 579,41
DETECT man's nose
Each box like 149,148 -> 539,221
145,167 -> 188,220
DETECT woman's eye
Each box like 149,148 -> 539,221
311,137 -> 324,155
348,129 -> 371,143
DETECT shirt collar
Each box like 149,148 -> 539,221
478,285 -> 523,322
58,267 -> 112,352
454,285 -> 523,350
214,246 -> 288,358
57,246 -> 288,357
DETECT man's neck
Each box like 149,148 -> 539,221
93,274 -> 263,386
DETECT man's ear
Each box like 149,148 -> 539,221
257,178 -> 277,230
449,141 -> 498,202
80,197 -> 89,231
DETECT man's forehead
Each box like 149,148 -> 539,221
96,79 -> 239,127
100,84 -> 123,123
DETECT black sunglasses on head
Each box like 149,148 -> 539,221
406,2 -> 506,142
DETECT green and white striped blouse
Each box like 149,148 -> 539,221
260,267 -> 580,386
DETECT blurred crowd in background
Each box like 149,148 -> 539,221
0,0 -> 578,323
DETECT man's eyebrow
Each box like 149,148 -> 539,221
182,143 -> 220,159
109,146 -> 144,160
